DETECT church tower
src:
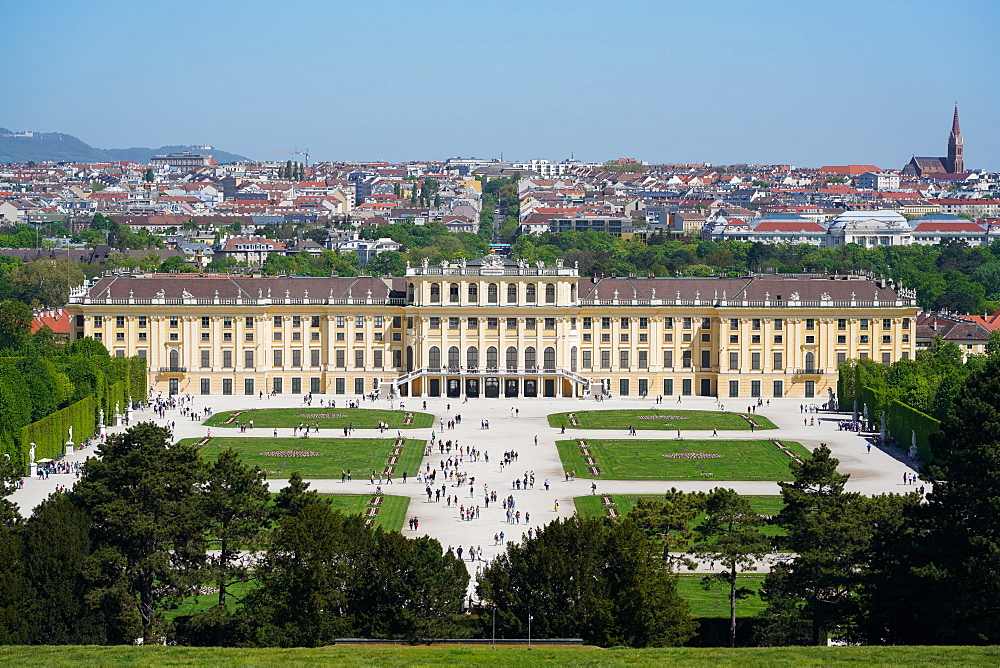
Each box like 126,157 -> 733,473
948,104 -> 964,173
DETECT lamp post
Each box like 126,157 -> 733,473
492,603 -> 496,649
527,605 -> 532,650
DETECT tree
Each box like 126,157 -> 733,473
897,356 -> 1000,643
243,502 -> 359,646
160,255 -> 197,273
0,299 -> 32,351
366,250 -> 406,276
477,515 -> 696,647
143,168 -> 155,183
691,488 -> 770,647
74,422 -> 208,642
7,257 -> 85,307
272,471 -> 326,520
758,444 -> 870,645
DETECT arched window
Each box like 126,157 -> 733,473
430,283 -> 440,303
506,346 -> 518,369
449,283 -> 460,303
570,346 -> 578,372
805,351 -> 815,372
407,283 -> 415,302
488,283 -> 498,303
467,346 -> 479,369
525,346 -> 536,369
448,346 -> 460,369
506,284 -> 517,303
428,346 -> 440,370
169,349 -> 179,370
487,346 -> 498,369
545,283 -> 556,303
526,283 -> 536,303
468,284 -> 479,302
543,346 -> 556,371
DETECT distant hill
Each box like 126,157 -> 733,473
0,128 -> 251,164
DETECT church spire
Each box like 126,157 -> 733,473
948,103 -> 964,173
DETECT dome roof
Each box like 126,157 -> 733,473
828,209 -> 910,230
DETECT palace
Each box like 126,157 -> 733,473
66,255 -> 918,402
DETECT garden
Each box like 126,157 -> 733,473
547,409 -> 775,431
182,437 -> 426,479
555,439 -> 809,480
204,407 -> 434,430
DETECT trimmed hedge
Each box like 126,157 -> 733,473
886,399 -> 940,463
19,396 -> 96,471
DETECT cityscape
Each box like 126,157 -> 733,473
1,0 -> 998,662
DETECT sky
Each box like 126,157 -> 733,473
2,0 -> 997,170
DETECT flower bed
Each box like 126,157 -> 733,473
662,453 -> 724,459
259,450 -> 322,457
636,415 -> 688,420
296,414 -> 348,419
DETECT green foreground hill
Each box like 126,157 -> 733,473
0,645 -> 995,666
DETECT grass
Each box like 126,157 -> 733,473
181,437 -> 426,479
677,574 -> 767,618
204,407 -> 434,429
1,645 -> 996,666
573,495 -> 787,546
548,409 -> 776,431
556,439 -> 810,480
320,493 -> 411,532
165,581 -> 255,621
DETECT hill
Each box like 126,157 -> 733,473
0,128 -> 250,164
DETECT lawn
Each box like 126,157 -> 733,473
548,409 -> 776,431
677,574 -> 767,618
204,407 -> 434,430
1,645 -> 995,666
320,493 -> 411,532
573,495 -> 787,546
181,437 -> 426,479
556,439 -> 810,480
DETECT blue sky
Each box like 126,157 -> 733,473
3,0 -> 997,169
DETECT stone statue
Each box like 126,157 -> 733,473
155,289 -> 165,299
68,426 -> 73,442
29,443 -> 35,463
182,289 -> 193,299
790,291 -> 800,301
421,257 -> 429,268
650,288 -> 656,299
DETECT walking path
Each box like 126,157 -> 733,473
11,393 -> 925,582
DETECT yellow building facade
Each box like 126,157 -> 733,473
67,255 -> 918,402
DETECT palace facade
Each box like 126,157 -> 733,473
66,255 -> 918,402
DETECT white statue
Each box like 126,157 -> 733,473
29,443 -> 35,463
68,426 -> 73,442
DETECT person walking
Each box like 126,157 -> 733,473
554,499 -> 560,512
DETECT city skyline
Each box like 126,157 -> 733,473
2,0 -> 997,170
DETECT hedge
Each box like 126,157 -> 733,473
886,399 -> 940,463
19,395 -> 96,472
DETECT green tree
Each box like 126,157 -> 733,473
366,250 -> 406,276
143,168 -> 155,183
7,258 -> 85,307
74,422 -> 208,642
0,299 -> 32,351
898,356 -> 1000,643
477,515 -> 696,647
758,444 -> 870,645
272,471 -> 326,520
160,255 -> 197,273
243,501 -> 359,646
691,488 -> 771,647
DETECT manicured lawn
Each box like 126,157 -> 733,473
548,409 -> 775,431
180,437 -> 425,479
165,581 -> 255,620
204,407 -> 434,429
677,574 -> 767,618
320,493 -> 411,532
2,645 -> 996,666
556,439 -> 810,480
573,495 -> 787,547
